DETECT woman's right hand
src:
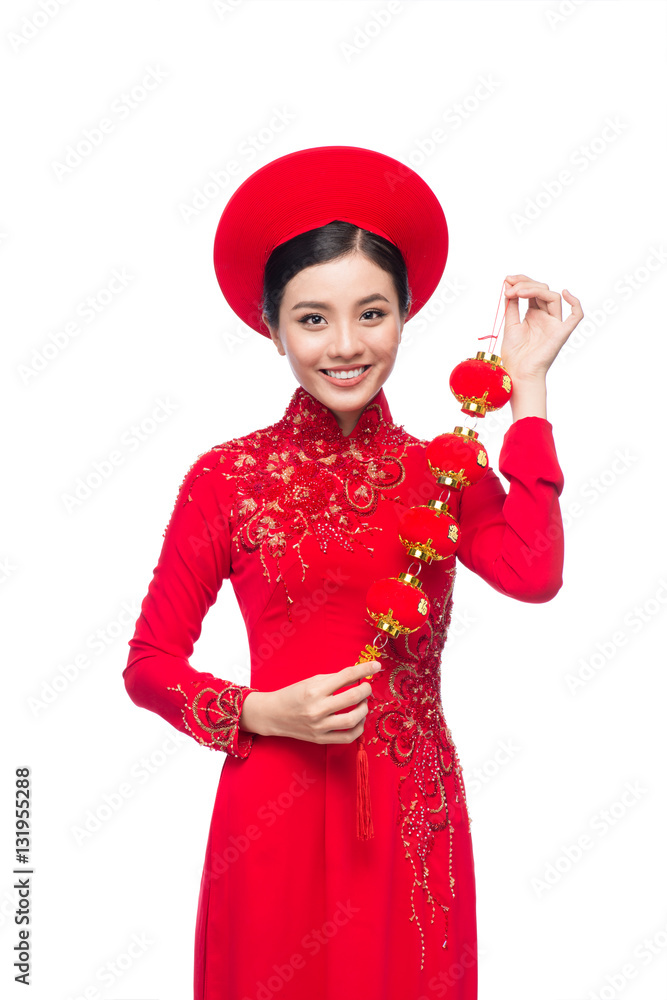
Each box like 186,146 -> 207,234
240,661 -> 383,744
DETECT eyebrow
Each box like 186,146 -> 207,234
291,293 -> 390,311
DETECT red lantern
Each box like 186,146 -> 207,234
397,500 -> 460,562
426,427 -> 488,489
353,299 -> 514,843
449,351 -> 513,416
366,573 -> 430,636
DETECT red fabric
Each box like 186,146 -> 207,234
212,145 -> 449,336
123,384 -> 564,1000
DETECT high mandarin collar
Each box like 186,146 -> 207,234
281,384 -> 394,450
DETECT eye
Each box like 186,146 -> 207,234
297,309 -> 386,327
298,313 -> 326,327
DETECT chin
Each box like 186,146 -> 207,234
297,366 -> 387,406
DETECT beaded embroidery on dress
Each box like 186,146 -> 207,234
368,576 -> 471,968
168,383 -> 471,970
173,384 -> 428,619
126,373 -> 568,994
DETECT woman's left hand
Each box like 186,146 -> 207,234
499,274 -> 583,382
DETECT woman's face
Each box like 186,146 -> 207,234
265,252 -> 405,436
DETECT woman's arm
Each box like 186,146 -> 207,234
123,451 -> 259,759
453,400 -> 564,603
508,373 -> 547,420
452,275 -> 582,600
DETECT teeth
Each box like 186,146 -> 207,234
323,366 -> 367,380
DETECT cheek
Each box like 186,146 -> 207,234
281,333 -> 317,367
292,346 -> 321,367
374,330 -> 401,359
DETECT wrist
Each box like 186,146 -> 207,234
240,690 -> 272,738
509,375 -> 548,420
511,372 -> 548,388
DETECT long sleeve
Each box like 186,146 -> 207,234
123,451 -> 259,758
454,416 -> 565,603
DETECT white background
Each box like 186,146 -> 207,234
2,1 -> 666,998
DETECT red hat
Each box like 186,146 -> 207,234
213,145 -> 449,337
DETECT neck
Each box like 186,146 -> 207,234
334,402 -> 373,437
281,383 -> 394,452
316,386 -> 386,438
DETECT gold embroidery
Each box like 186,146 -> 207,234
179,387 -> 421,620
167,682 -> 258,758
366,579 -> 470,970
170,386 -> 467,968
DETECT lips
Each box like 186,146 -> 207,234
319,365 -> 372,387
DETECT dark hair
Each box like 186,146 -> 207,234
261,220 -> 412,333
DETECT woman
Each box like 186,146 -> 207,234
123,146 -> 583,999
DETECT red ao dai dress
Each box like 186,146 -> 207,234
123,383 -> 565,1000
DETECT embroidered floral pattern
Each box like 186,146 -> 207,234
170,384 -> 467,968
178,386 -> 425,619
167,680 -> 259,758
366,576 -> 470,970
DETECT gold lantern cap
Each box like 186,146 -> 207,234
475,350 -> 503,365
453,426 -> 478,439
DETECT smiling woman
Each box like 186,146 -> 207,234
262,228 -> 410,435
122,145 -> 579,1000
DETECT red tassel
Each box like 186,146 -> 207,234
356,734 -> 374,840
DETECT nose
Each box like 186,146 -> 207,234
325,319 -> 366,361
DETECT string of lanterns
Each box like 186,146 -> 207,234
353,282 -> 514,840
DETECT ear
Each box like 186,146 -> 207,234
398,314 -> 407,343
264,318 -> 285,356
